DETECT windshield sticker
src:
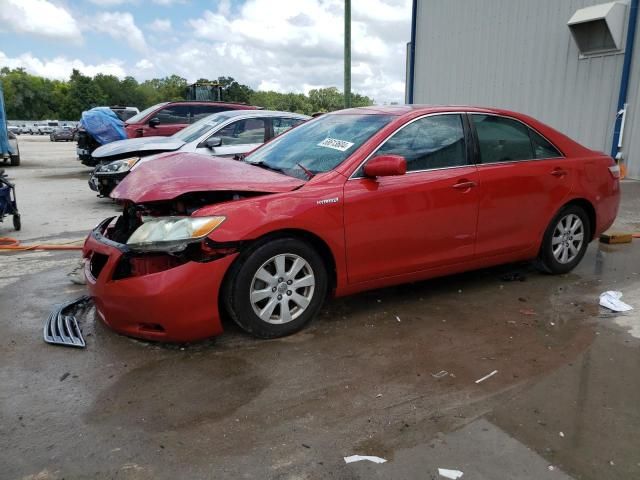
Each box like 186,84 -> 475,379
317,138 -> 355,152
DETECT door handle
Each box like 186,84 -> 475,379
551,168 -> 568,177
452,180 -> 477,190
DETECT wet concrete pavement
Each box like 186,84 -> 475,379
1,137 -> 640,479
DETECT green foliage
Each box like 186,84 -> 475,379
0,68 -> 374,119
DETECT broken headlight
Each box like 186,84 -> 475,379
96,157 -> 139,175
126,216 -> 226,252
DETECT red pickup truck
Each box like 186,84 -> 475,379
124,101 -> 259,138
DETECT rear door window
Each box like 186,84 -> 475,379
191,105 -> 226,122
530,130 -> 562,159
272,117 -> 305,136
373,114 -> 467,172
471,115 -> 535,163
156,105 -> 190,124
215,118 -> 267,145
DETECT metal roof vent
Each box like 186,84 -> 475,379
568,1 -> 627,55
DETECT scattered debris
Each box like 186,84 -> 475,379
600,291 -> 633,313
376,393 -> 383,398
559,431 -> 565,438
59,372 -> 70,381
475,370 -> 498,384
302,443 -> 311,449
438,468 -> 464,479
600,232 -> 632,244
395,315 -> 401,322
431,370 -> 449,379
548,465 -> 555,471
344,455 -> 387,464
519,308 -> 537,316
501,272 -> 526,282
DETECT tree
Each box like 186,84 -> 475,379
0,68 -> 374,119
58,69 -> 107,119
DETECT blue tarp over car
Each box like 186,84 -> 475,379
79,107 -> 127,145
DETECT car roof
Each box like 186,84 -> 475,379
163,101 -> 256,107
332,104 -> 532,118
196,110 -> 310,124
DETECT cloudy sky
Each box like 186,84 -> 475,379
0,0 -> 412,103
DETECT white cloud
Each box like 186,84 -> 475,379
91,11 -> 147,53
0,0 -> 81,42
152,0 -> 186,5
147,18 -> 172,32
177,0 -> 411,103
0,50 -> 126,79
135,59 -> 153,70
87,0 -> 133,5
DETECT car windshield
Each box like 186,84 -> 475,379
172,112 -> 235,143
245,113 -> 394,180
126,102 -> 169,124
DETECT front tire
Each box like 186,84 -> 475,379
226,238 -> 328,338
537,204 -> 590,274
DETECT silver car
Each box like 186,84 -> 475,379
89,110 -> 309,196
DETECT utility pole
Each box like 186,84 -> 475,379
344,0 -> 351,108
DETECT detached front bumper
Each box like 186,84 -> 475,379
83,218 -> 238,343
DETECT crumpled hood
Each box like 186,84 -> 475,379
111,152 -> 305,203
92,136 -> 185,160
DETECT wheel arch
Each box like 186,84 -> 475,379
562,197 -> 597,240
218,228 -> 339,319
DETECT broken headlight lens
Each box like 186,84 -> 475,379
96,157 -> 139,175
126,216 -> 226,251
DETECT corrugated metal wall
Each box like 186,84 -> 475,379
413,0 -> 640,179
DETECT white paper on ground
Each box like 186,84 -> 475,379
438,468 -> 464,479
344,455 -> 387,464
475,369 -> 498,384
599,291 -> 633,312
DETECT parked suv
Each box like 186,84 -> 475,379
123,101 -> 259,138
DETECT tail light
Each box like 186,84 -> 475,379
608,165 -> 621,179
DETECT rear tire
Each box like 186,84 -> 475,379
536,204 -> 590,274
226,238 -> 328,339
10,154 -> 20,166
13,214 -> 21,231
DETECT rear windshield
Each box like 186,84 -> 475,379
126,103 -> 169,124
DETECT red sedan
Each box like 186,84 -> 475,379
83,106 -> 620,342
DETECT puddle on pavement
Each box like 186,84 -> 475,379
85,354 -> 269,432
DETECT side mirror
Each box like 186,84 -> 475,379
205,137 -> 222,149
363,155 -> 407,178
148,117 -> 160,128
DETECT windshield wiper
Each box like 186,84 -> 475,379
248,160 -> 287,175
296,162 -> 315,179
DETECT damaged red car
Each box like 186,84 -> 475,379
83,106 -> 620,342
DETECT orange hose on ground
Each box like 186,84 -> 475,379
0,237 -> 83,251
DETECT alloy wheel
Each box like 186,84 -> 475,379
551,213 -> 584,264
250,253 -> 316,324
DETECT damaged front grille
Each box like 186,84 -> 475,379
43,296 -> 92,348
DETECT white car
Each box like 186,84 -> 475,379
89,110 -> 309,196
